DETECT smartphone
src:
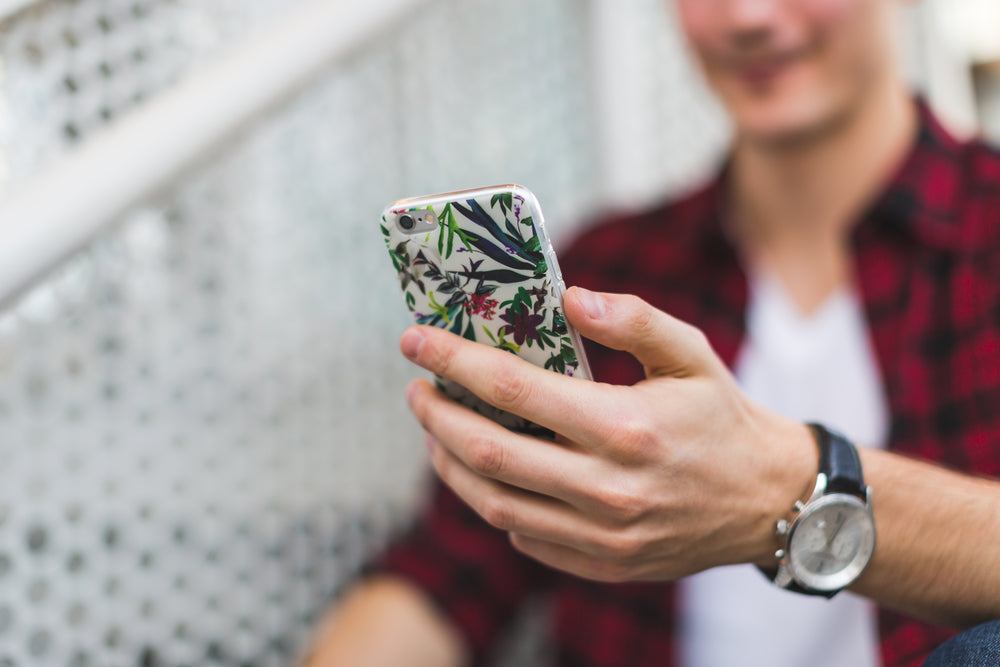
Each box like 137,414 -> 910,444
380,184 -> 592,438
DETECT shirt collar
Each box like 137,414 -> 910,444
698,99 -> 973,254
862,100 -> 969,252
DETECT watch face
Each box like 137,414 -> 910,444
787,493 -> 875,592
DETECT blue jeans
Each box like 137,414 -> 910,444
922,620 -> 1000,666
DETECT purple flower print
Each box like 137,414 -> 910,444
499,304 -> 544,346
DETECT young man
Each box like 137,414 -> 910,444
307,1 -> 1000,665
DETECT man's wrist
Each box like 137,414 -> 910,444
752,416 -> 819,568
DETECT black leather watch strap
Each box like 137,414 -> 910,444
808,423 -> 866,498
784,578 -> 837,599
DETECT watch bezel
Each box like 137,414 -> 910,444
785,491 -> 876,593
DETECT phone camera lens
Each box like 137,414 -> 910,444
399,214 -> 416,231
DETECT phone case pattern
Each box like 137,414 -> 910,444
382,190 -> 582,436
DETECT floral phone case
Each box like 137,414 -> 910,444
381,184 -> 592,437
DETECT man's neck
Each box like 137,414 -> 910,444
728,87 -> 918,313
731,87 -> 917,245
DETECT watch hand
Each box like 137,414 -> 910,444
825,512 -> 847,549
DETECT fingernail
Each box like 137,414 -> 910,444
576,288 -> 606,319
400,328 -> 425,359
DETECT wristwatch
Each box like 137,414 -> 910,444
769,423 -> 876,598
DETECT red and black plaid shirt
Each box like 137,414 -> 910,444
380,103 -> 1000,667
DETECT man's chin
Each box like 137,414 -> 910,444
733,101 -> 853,150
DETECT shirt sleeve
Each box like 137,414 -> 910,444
374,478 -> 553,662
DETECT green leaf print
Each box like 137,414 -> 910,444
382,190 -> 583,385
502,191 -> 513,212
453,201 -> 540,269
438,202 -> 473,259
533,326 -> 556,350
490,192 -> 515,217
428,292 -> 451,324
388,241 -> 409,273
505,217 -> 525,245
437,206 -> 448,257
552,309 -> 568,335
544,352 -> 566,374
491,193 -> 505,216
462,318 -> 476,341
502,286 -> 534,315
469,269 -> 535,285
496,327 -> 521,354
449,307 -> 465,336
559,339 -> 577,365
544,340 -> 578,374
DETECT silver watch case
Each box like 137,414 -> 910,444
775,473 -> 876,594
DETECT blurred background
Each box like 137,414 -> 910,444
0,1 -> 996,665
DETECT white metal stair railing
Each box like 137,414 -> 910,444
0,2 -> 602,664
0,0 -> 426,309
0,0 -> 37,23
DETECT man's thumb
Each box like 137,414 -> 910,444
564,287 -> 715,378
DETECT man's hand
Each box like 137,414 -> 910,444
401,286 -> 817,583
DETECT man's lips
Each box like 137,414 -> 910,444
723,50 -> 807,87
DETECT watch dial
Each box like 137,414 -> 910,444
787,494 -> 875,592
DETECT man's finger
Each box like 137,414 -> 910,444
400,325 -> 625,448
427,437 -> 627,556
407,378 -> 598,505
563,287 -> 719,378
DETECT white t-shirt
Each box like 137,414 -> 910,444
679,271 -> 889,667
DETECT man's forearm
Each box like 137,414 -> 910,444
853,449 -> 1000,628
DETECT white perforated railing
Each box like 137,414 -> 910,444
0,0 -> 425,308
0,2 -> 614,664
0,0 -> 36,23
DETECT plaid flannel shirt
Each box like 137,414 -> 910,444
379,103 -> 1000,667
